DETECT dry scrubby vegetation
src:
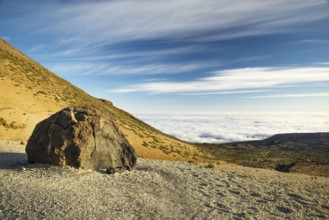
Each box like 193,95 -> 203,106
0,118 -> 25,129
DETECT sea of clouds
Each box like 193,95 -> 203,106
136,114 -> 329,144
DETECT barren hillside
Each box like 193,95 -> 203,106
0,39 -> 211,162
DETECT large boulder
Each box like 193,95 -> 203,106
26,106 -> 137,173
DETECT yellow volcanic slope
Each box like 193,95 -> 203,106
0,39 -> 217,162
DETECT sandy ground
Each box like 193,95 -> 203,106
0,140 -> 328,220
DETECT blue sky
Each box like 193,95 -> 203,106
1,0 -> 329,114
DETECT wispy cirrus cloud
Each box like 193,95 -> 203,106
8,0 -> 328,79
294,39 -> 329,44
317,62 -> 329,66
29,43 -> 47,52
45,45 -> 209,61
37,0 -> 329,45
181,90 -> 273,96
249,93 -> 329,99
49,61 -> 217,76
11,0 -> 329,55
114,66 -> 329,94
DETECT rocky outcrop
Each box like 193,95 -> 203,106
99,99 -> 113,106
26,106 -> 137,173
0,118 -> 26,129
275,162 -> 296,172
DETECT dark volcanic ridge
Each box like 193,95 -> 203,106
197,132 -> 329,177
261,132 -> 329,144
219,132 -> 329,146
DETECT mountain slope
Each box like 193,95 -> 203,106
0,39 -> 211,162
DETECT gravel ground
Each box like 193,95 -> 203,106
0,140 -> 328,220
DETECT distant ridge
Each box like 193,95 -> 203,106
197,132 -> 329,176
261,132 -> 329,144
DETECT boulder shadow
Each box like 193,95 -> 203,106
0,152 -> 28,169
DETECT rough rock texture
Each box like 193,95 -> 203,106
26,106 -> 137,173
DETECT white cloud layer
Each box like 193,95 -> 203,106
114,66 -> 329,94
137,113 -> 329,143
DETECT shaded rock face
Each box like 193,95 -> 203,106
275,162 -> 296,173
26,106 -> 137,173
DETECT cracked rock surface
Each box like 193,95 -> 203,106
26,106 -> 137,172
